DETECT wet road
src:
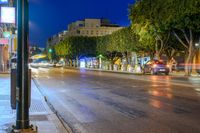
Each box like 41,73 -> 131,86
32,68 -> 200,133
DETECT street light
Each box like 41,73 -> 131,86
195,43 -> 200,48
14,0 -> 37,132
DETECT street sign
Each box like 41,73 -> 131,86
0,38 -> 9,44
1,7 -> 16,24
3,31 -> 11,38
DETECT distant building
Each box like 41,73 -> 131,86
29,46 -> 45,56
47,30 -> 68,48
46,18 -> 123,47
67,18 -> 122,37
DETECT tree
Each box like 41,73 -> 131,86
129,0 -> 171,60
129,0 -> 200,75
164,0 -> 200,75
54,40 -> 71,58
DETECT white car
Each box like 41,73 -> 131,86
55,62 -> 64,67
30,59 -> 53,68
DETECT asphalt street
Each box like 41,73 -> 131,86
32,68 -> 200,133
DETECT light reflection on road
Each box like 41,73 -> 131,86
33,68 -> 200,133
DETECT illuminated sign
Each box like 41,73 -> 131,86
1,7 -> 15,23
0,38 -> 9,44
0,0 -> 8,4
3,31 -> 11,38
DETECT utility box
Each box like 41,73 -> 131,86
11,69 -> 31,109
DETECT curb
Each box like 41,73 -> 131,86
0,72 -> 10,74
64,67 -> 200,77
64,66 -> 143,75
32,78 -> 73,133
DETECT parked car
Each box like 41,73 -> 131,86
143,60 -> 170,75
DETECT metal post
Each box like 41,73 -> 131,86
16,0 -> 29,130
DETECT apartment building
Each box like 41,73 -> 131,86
47,30 -> 68,47
68,18 -> 122,37
47,18 -> 123,47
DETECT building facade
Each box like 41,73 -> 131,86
68,19 -> 122,37
46,18 -> 123,47
0,0 -> 16,72
47,30 -> 68,48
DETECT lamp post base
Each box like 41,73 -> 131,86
11,125 -> 38,133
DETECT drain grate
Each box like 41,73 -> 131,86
29,99 -> 46,113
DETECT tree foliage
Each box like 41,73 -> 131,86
49,27 -> 141,63
129,0 -> 200,75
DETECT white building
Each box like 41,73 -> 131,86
47,30 -> 68,47
47,18 -> 123,47
68,18 -> 123,37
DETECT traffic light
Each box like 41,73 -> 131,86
48,48 -> 52,53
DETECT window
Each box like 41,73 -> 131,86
79,24 -> 84,27
77,30 -> 80,34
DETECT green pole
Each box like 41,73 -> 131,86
16,0 -> 30,129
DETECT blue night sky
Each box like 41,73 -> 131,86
29,0 -> 135,48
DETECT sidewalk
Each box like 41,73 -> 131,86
0,71 -> 9,74
64,66 -> 200,77
0,74 -> 69,133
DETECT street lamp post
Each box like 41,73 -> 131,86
15,0 -> 30,130
13,0 -> 37,132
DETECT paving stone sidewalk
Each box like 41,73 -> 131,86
0,74 -> 69,133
